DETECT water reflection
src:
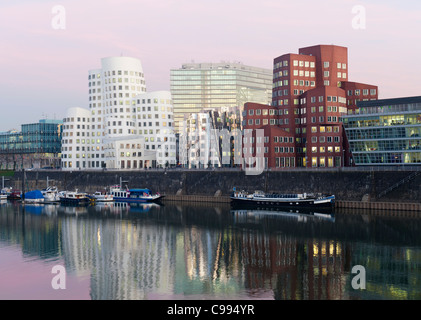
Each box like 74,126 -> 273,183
0,201 -> 421,300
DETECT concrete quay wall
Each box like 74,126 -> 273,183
9,168 -> 421,204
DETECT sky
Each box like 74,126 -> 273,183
0,0 -> 420,130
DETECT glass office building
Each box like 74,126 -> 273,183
170,62 -> 272,132
343,96 -> 421,165
0,119 -> 63,169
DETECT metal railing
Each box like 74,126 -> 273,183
377,171 -> 421,199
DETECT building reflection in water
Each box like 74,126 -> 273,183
1,201 -> 421,300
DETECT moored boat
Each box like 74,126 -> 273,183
110,185 -> 164,203
23,190 -> 45,204
41,186 -> 60,203
230,189 -> 335,210
0,191 -> 7,200
91,191 -> 114,202
59,190 -> 90,205
7,189 -> 22,200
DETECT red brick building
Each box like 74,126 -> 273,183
244,44 -> 378,168
243,103 -> 295,169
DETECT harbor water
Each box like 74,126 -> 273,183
0,200 -> 421,300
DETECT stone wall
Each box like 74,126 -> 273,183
7,168 -> 421,202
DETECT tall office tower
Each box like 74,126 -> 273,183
170,62 -> 272,133
62,57 -> 176,170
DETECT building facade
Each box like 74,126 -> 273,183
343,96 -> 421,166
170,62 -> 272,133
0,119 -> 63,170
61,57 -> 176,170
244,44 -> 378,168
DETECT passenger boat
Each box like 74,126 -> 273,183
58,190 -> 90,205
110,185 -> 164,203
23,190 -> 45,204
41,186 -> 60,203
91,191 -> 114,202
230,189 -> 335,210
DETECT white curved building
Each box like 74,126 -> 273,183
61,107 -> 92,170
62,57 -> 176,170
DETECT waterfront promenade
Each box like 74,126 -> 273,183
3,166 -> 421,213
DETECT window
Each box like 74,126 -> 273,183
324,62 -> 330,68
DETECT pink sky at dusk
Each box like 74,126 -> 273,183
0,0 -> 420,130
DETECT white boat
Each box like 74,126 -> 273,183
110,185 -> 164,203
92,191 -> 114,202
41,186 -> 60,203
59,190 -> 91,205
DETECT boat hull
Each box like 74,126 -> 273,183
114,195 -> 165,203
230,195 -> 335,211
59,198 -> 90,205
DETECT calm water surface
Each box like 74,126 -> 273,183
0,200 -> 420,300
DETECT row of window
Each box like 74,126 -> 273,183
273,60 -> 346,71
243,147 -> 294,154
62,153 -> 103,159
88,70 -> 144,79
273,79 -> 316,88
310,146 -> 342,153
347,89 -> 377,96
311,156 -> 342,167
310,136 -> 341,143
353,153 -> 421,165
62,160 -> 104,169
